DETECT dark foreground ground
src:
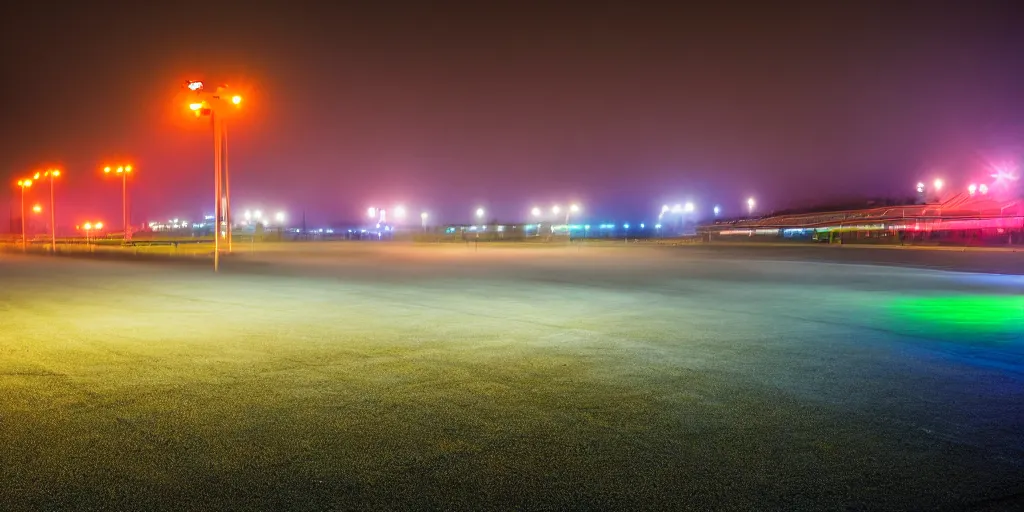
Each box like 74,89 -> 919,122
1,243 -> 1022,510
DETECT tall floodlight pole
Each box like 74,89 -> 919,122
186,80 -> 244,272
30,169 -> 62,251
102,165 -> 134,243
223,121 -> 232,253
213,110 -> 223,271
122,168 -> 128,240
16,179 -> 32,251
45,169 -> 60,252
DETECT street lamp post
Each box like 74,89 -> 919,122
552,205 -> 562,239
186,80 -> 244,272
566,203 -> 580,241
747,197 -> 756,216
15,179 -> 32,251
474,207 -> 485,249
36,169 -> 62,252
103,165 -> 132,242
47,170 -> 58,251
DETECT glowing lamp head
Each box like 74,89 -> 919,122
104,166 -> 111,173
570,204 -> 580,212
394,206 -> 406,218
968,183 -> 978,195
116,166 -> 124,174
979,184 -> 989,195
125,165 -> 132,173
32,204 -> 41,213
713,205 -> 721,216
33,172 -> 40,179
552,205 -> 561,215
661,205 -> 669,213
19,179 -> 32,188
187,80 -> 204,92
531,207 -> 541,217
420,212 -> 428,220
83,223 -> 92,230
933,178 -> 943,191
475,207 -> 485,218
50,170 -> 60,177
95,222 -> 103,229
231,95 -> 242,105
684,202 -> 695,213
275,212 -> 285,222
367,207 -> 377,218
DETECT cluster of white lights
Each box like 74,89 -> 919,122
148,218 -> 192,231
659,201 -> 727,219
241,209 -> 286,227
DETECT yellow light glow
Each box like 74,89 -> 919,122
33,172 -> 40,179
116,166 -> 124,174
83,223 -> 92,230
95,222 -> 103,229
50,169 -> 60,177
104,166 -> 111,173
189,102 -> 204,111
21,179 -> 32,188
187,81 -> 204,91
125,165 -> 132,172
32,204 -> 41,213
231,95 -> 242,105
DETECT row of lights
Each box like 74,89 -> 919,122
367,199 -> 754,227
14,169 -> 62,251
660,198 -> 754,220
242,210 -> 287,225
916,178 -> 992,196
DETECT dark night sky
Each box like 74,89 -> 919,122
3,1 -> 1024,227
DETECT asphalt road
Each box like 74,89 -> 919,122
1,244 -> 1022,510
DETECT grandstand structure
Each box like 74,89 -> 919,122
703,191 -> 1024,245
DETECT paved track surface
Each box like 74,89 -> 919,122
1,244 -> 1022,510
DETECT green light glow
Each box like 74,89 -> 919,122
889,295 -> 1024,341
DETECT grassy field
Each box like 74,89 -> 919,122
1,244 -> 1022,510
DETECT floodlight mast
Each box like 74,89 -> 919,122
185,80 -> 243,271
